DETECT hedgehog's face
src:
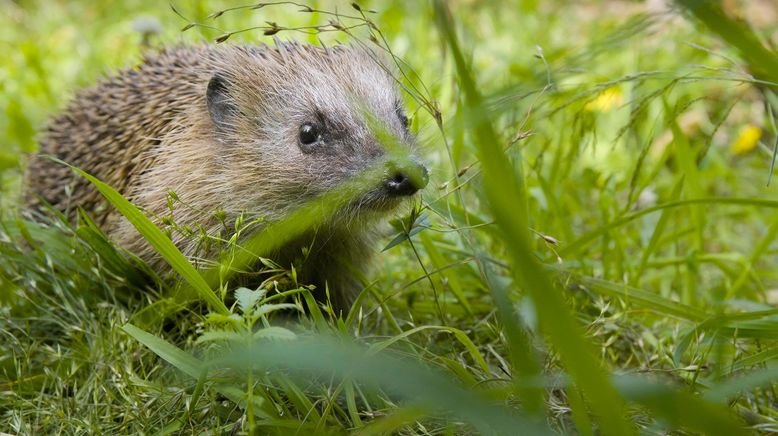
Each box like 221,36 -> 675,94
205,45 -> 428,217
289,105 -> 428,208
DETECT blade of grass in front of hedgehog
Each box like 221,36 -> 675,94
63,160 -> 230,315
433,0 -> 632,432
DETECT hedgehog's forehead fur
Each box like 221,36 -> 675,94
217,43 -> 401,132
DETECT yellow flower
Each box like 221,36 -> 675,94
585,87 -> 623,112
731,125 -> 762,155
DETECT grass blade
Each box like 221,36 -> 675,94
433,2 -> 633,433
122,323 -> 273,419
614,375 -> 747,435
221,335 -> 552,435
431,0 -> 547,418
65,161 -> 229,314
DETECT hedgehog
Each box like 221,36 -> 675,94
25,42 -> 428,311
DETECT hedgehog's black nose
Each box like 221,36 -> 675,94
384,165 -> 429,197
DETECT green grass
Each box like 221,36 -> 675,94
3,0 -> 778,434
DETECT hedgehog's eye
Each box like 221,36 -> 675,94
396,107 -> 410,129
299,123 -> 322,147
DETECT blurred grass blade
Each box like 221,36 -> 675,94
433,1 -> 631,433
122,323 -> 273,419
614,375 -> 747,435
65,161 -> 229,314
432,0 -> 545,417
220,336 -> 552,435
707,366 -> 778,403
567,384 -> 594,436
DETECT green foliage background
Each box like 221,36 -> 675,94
2,0 -> 778,434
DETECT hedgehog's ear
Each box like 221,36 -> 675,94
206,73 -> 237,132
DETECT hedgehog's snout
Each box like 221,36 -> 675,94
383,160 -> 428,197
